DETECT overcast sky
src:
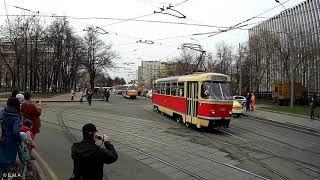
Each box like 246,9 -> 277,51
2,0 -> 305,81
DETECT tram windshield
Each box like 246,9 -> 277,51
201,81 -> 232,100
128,85 -> 137,91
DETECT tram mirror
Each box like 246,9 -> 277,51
204,90 -> 209,96
203,90 -> 209,99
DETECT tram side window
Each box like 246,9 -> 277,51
165,83 -> 170,95
171,82 -> 177,96
154,83 -> 159,93
161,83 -> 166,94
157,83 -> 161,93
178,83 -> 184,97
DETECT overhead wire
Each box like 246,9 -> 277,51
192,0 -> 296,40
103,0 -> 191,27
0,14 -> 227,28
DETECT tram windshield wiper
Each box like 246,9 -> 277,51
222,93 -> 230,100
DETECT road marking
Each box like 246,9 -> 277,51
33,150 -> 59,180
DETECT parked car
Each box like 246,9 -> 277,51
232,95 -> 246,105
232,100 -> 244,117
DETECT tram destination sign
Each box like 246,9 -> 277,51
211,76 -> 228,82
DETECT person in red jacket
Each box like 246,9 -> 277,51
20,119 -> 35,142
21,92 -> 41,140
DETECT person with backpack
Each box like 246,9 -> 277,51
70,123 -> 118,180
0,98 -> 21,172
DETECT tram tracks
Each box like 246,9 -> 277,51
44,116 -> 206,179
216,128 -> 320,174
245,115 -> 320,137
43,108 -> 269,180
57,107 -> 320,178
43,103 -> 320,179
230,122 -> 320,157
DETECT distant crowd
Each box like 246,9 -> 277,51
0,90 -> 42,178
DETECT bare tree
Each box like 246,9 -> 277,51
173,48 -> 196,75
83,27 -> 116,90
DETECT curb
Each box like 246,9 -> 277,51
246,114 -> 320,136
32,158 -> 47,180
256,107 -> 320,121
32,150 -> 59,180
0,99 -> 106,103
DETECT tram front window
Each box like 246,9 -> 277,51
201,81 -> 232,100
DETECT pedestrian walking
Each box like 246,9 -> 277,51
310,95 -> 317,120
79,91 -> 84,103
70,123 -> 118,180
0,98 -> 21,172
251,93 -> 256,111
246,93 -> 251,112
104,89 -> 110,102
21,92 -> 42,140
87,90 -> 92,106
71,89 -> 75,100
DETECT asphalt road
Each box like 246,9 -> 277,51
6,94 -> 319,180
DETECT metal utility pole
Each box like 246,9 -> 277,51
239,43 -> 242,96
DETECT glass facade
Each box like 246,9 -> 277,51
249,0 -> 320,94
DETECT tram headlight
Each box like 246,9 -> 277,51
211,110 -> 215,115
229,111 -> 232,115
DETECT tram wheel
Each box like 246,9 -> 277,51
154,106 -> 159,113
176,116 -> 182,123
185,122 -> 190,128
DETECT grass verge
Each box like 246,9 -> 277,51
0,92 -> 67,98
256,100 -> 319,118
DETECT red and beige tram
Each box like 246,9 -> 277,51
152,73 -> 233,128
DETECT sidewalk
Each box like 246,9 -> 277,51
39,92 -> 82,102
247,105 -> 320,133
0,92 -> 105,102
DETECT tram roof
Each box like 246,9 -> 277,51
155,73 -> 231,83
123,84 -> 137,87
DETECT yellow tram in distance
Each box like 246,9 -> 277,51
122,84 -> 138,99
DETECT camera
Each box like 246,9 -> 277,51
96,135 -> 103,140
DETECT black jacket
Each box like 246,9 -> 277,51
71,139 -> 118,180
104,91 -> 110,98
311,99 -> 317,110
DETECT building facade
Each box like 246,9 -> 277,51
249,0 -> 320,96
136,66 -> 142,83
141,61 -> 161,88
160,62 -> 178,78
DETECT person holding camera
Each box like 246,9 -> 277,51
71,123 -> 118,180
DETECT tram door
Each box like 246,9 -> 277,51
186,82 -> 198,124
